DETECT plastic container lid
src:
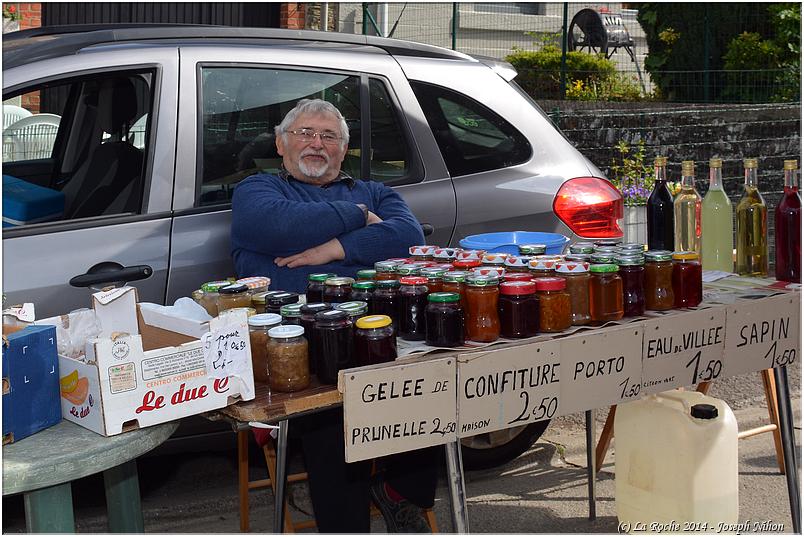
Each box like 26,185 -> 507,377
268,325 -> 305,339
645,250 -> 674,262
442,271 -> 469,283
399,276 -> 428,286
376,279 -> 401,289
459,231 -> 569,256
314,309 -> 349,323
500,281 -> 536,295
427,292 -> 461,303
300,302 -> 331,315
673,251 -> 700,261
352,280 -> 377,290
355,315 -> 393,329
201,280 -> 232,293
590,263 -> 620,273
249,313 -> 283,327
466,275 -> 499,287
324,276 -> 355,287
556,261 -> 590,273
308,272 -> 336,282
533,277 -> 566,291
336,301 -> 368,315
219,283 -> 249,294
690,403 -> 719,419
280,303 -> 304,317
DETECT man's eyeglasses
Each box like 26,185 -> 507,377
286,128 -> 342,145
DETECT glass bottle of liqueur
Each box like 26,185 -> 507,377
647,156 -> 675,251
673,160 -> 702,255
735,158 -> 768,276
774,160 -> 801,283
701,158 -> 734,272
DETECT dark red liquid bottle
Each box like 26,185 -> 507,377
775,161 -> 801,283
647,156 -> 675,251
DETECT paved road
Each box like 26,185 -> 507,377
2,367 -> 800,533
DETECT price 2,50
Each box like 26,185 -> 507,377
508,391 -> 559,425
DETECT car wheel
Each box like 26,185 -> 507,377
460,421 -> 550,471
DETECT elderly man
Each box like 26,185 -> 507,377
231,99 -> 436,533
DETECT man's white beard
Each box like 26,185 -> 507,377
298,152 -> 329,178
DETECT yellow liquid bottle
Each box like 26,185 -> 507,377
701,158 -> 734,272
674,160 -> 702,255
735,158 -> 768,276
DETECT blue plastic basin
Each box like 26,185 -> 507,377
459,231 -> 570,256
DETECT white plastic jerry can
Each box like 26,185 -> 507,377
615,390 -> 738,533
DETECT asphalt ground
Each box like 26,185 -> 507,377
2,367 -> 801,534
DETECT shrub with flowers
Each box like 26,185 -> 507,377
608,139 -> 655,207
3,4 -> 19,21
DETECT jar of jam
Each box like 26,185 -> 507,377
644,250 -> 675,311
589,264 -> 624,323
395,264 -> 421,278
528,255 -> 561,277
280,303 -> 303,325
369,279 -> 401,333
425,292 -> 465,347
335,301 -> 368,325
519,244 -> 547,256
482,253 -> 509,267
473,266 -> 506,279
299,303 -> 332,375
356,269 -> 376,281
504,272 -> 534,283
590,253 -> 617,265
442,271 -> 469,309
266,325 -> 310,393
409,245 -> 436,261
313,310 -> 354,385
236,276 -> 271,297
533,277 -> 571,332
453,259 -> 482,271
617,243 -> 645,256
569,242 -> 595,255
266,292 -> 299,314
248,313 -> 283,383
218,283 -> 252,312
465,275 -> 500,343
199,280 -> 231,316
555,261 -> 591,326
499,281 -> 539,338
306,273 -> 336,303
323,277 -> 354,305
398,276 -> 429,341
351,280 -> 376,303
374,261 -> 400,281
617,255 -> 646,317
672,251 -> 703,308
354,315 -> 397,366
433,247 -> 458,261
420,268 -> 447,293
456,249 -> 485,262
504,255 -> 532,273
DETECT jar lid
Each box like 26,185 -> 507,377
419,267 -> 448,277
482,253 -> 509,264
399,276 -> 428,285
308,272 -> 336,282
386,257 -> 408,264
555,261 -> 589,273
594,239 -> 622,247
590,253 -> 617,264
268,292 -> 299,307
355,315 -> 393,329
324,277 -> 355,287
564,253 -> 591,262
528,256 -> 560,271
644,250 -> 673,262
428,292 -> 461,303
374,261 -> 399,272
376,279 -> 401,289
618,242 -> 644,252
442,271 -> 469,283
219,283 -> 249,294
201,280 -> 232,293
236,276 -> 271,289
518,244 -> 547,255
453,259 -> 481,269
300,302 -> 331,315
590,263 -> 620,273
455,249 -> 484,261
616,255 -> 645,266
409,245 -> 436,256
249,313 -> 283,327
466,275 -> 499,287
593,245 -> 618,253
433,247 -> 458,259
500,281 -> 536,295
569,242 -> 595,254
314,309 -> 349,323
356,269 -> 377,280
432,263 -> 456,271
280,303 -> 304,317
395,264 -> 422,276
672,251 -> 700,261
473,266 -> 506,278
335,301 -> 368,314
352,280 -> 377,290
533,277 -> 566,291
268,325 -> 305,338
504,255 -> 532,268
503,272 -> 534,282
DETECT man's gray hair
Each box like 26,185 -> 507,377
275,98 -> 350,149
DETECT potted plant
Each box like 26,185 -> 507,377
609,139 -> 654,245
3,4 -> 20,33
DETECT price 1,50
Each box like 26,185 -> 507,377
508,391 -> 559,425
764,341 -> 796,368
685,351 -> 722,384
619,376 -> 641,399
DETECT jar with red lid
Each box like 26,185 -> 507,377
323,277 -> 354,305
644,250 -> 675,311
306,273 -> 336,303
499,281 -> 539,338
420,268 -> 447,293
555,261 -> 591,326
398,276 -> 430,341
374,261 -> 400,281
617,255 -> 646,316
504,255 -> 532,273
409,245 -> 436,261
672,251 -> 703,308
453,259 -> 482,271
533,277 -> 571,332
589,264 -> 624,323
529,256 -> 561,277
504,272 -> 534,283
425,292 -> 465,347
464,275 -> 500,342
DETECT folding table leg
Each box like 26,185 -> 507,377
273,419 -> 289,534
585,410 -> 596,521
444,440 -> 469,533
773,366 -> 800,533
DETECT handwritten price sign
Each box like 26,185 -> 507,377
202,314 -> 251,380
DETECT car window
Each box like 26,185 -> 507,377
409,81 -> 531,177
2,71 -> 154,226
368,78 -> 412,184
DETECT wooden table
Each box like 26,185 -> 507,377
3,420 -> 178,533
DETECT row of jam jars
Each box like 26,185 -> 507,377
672,251 -> 703,308
398,276 -> 429,341
312,309 -> 354,385
300,302 -> 332,375
498,281 -> 540,338
465,275 -> 500,342
354,315 -> 397,366
644,250 -> 675,310
617,255 -> 646,317
369,279 -> 401,335
555,261 -> 591,326
589,264 -> 624,323
306,272 -> 336,303
425,292 -> 466,347
533,277 -> 572,332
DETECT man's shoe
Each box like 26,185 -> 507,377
370,474 -> 432,533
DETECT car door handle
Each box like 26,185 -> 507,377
69,262 -> 153,288
421,223 -> 434,237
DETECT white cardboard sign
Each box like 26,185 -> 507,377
559,324 -> 644,415
723,292 -> 801,378
341,356 -> 457,463
641,306 -> 727,394
457,339 -> 561,437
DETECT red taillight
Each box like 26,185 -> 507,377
553,177 -> 624,238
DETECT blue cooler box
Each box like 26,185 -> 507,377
2,174 -> 65,227
2,325 -> 62,444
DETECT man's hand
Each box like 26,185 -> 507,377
367,211 -> 383,225
275,238 -> 346,268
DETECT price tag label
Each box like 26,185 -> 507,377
559,324 -> 643,415
341,356 -> 457,463
457,339 -> 561,438
642,306 -> 727,394
723,292 -> 801,378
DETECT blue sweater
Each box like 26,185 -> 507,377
231,173 -> 424,293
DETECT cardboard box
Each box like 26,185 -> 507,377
40,287 -> 255,436
2,324 -> 62,443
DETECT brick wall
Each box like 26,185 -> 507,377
280,3 -> 305,29
18,3 -> 40,30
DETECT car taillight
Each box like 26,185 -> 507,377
553,177 -> 623,238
